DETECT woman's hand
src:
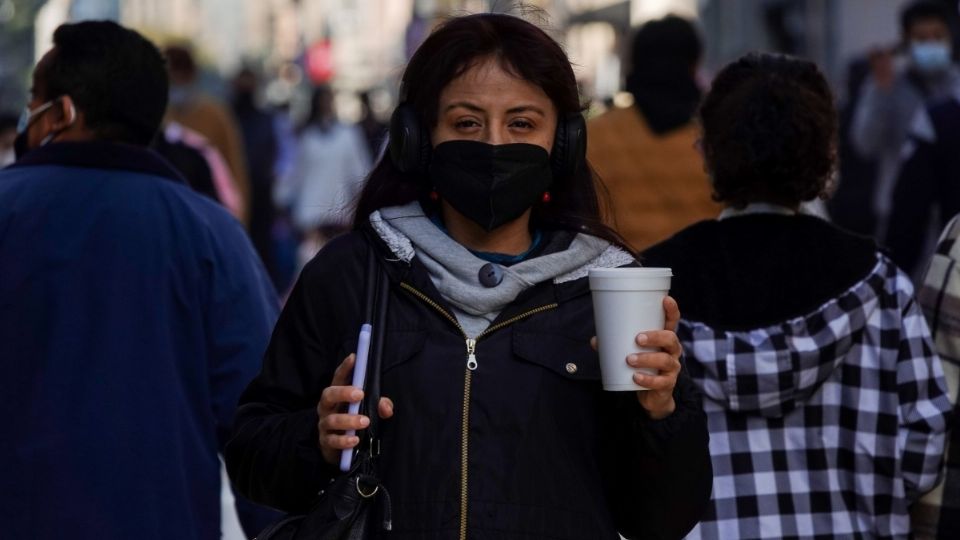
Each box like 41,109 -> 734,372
631,296 -> 682,419
316,354 -> 395,465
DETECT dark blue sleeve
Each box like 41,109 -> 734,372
203,218 -> 284,533
205,225 -> 280,450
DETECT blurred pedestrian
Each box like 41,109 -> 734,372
232,67 -> 279,285
274,85 -> 371,269
154,121 -> 244,218
912,214 -> 960,539
587,15 -> 721,252
358,90 -> 387,159
165,44 -> 251,226
0,21 -> 279,539
885,85 -> 960,279
644,53 -> 952,539
850,0 -> 960,240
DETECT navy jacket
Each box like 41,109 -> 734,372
225,229 -> 712,539
886,97 -> 960,276
0,142 -> 279,539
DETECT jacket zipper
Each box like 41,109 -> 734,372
399,282 -> 558,539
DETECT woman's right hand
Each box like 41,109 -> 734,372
316,354 -> 395,465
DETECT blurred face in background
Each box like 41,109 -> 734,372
907,17 -> 953,73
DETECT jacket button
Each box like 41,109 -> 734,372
565,362 -> 578,374
478,262 -> 504,288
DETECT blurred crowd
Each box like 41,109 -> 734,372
3,1 -> 960,539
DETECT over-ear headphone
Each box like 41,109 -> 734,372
388,103 -> 586,179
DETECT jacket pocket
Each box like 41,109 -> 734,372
379,330 -> 428,373
512,330 -> 601,381
337,329 -> 427,374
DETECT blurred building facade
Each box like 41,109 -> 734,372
0,0 -> 934,118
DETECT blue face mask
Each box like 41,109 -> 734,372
910,41 -> 952,74
16,100 -> 55,134
13,97 -> 74,160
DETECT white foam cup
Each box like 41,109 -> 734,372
589,267 -> 672,391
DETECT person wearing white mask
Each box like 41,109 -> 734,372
850,0 -> 960,243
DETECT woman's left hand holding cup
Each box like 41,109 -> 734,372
628,296 -> 682,419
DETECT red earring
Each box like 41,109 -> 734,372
429,189 -> 439,201
542,191 -> 551,203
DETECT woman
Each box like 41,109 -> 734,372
226,13 -> 711,539
642,53 -> 952,539
274,85 -> 371,268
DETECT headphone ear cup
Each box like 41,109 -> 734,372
389,104 -> 431,175
551,112 -> 586,179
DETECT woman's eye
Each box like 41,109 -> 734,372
510,119 -> 534,129
454,119 -> 480,129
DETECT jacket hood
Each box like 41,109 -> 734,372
680,255 -> 903,418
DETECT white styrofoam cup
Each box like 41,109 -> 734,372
589,267 -> 672,391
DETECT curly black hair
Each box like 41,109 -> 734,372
698,53 -> 837,209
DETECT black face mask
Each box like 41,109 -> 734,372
428,140 -> 553,231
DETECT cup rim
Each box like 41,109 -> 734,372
588,267 -> 672,278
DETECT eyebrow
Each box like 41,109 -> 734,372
444,101 -> 547,116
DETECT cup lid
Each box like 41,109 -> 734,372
588,267 -> 672,278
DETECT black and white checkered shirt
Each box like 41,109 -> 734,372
679,255 -> 952,539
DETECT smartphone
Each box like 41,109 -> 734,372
340,323 -> 372,472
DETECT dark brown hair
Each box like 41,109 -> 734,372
352,13 -> 625,248
699,53 -> 837,209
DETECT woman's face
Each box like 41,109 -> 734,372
431,56 -> 558,151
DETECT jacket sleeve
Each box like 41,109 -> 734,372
601,366 -> 713,540
886,135 -> 938,275
849,79 -> 896,159
918,216 -> 960,402
896,287 -> 953,501
205,223 -> 281,453
224,249 -> 359,513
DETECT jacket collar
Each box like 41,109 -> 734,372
9,141 -> 187,185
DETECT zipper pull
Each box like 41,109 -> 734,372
465,338 -> 478,371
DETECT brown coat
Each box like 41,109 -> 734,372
587,106 -> 720,252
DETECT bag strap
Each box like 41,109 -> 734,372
359,241 -> 389,454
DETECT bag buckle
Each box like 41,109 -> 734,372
356,476 -> 379,498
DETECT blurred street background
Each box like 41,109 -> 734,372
0,0 -> 919,135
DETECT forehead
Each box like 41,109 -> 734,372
908,17 -> 950,36
439,57 -> 553,108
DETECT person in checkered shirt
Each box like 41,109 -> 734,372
643,52 -> 953,539
912,214 -> 960,539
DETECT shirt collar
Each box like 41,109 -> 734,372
718,202 -> 797,221
8,140 -> 187,185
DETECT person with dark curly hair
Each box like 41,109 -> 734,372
643,52 -> 952,539
850,0 -> 960,242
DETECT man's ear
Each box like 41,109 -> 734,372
49,95 -> 78,131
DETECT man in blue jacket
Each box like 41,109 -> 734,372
0,21 -> 280,539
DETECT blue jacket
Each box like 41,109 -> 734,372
0,142 -> 279,539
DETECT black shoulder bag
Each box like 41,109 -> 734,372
255,246 -> 393,540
